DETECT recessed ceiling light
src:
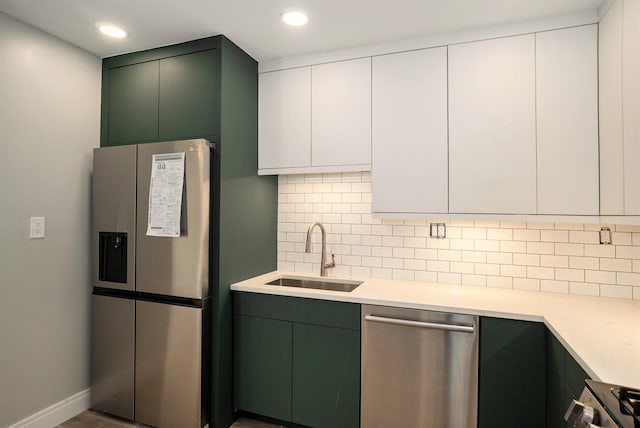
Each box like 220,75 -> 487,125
281,11 -> 308,27
99,25 -> 127,39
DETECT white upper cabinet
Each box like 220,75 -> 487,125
258,67 -> 311,170
599,0 -> 625,215
448,35 -> 537,214
311,57 -> 372,168
536,25 -> 599,215
258,58 -> 371,174
371,47 -> 448,214
622,0 -> 640,214
599,0 -> 640,216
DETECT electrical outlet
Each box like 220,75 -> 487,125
599,227 -> 611,245
30,217 -> 45,239
429,222 -> 446,239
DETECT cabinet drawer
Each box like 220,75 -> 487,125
235,292 -> 360,330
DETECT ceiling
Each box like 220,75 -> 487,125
0,0 -> 605,61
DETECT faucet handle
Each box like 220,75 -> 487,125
325,254 -> 336,269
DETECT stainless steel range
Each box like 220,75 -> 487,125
565,380 -> 640,428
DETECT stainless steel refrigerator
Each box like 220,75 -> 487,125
91,139 -> 213,428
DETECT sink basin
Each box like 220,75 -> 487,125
266,276 -> 363,292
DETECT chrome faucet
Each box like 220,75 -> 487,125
305,221 -> 335,277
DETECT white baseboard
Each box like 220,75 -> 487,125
8,388 -> 91,428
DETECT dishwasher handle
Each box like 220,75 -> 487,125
364,314 -> 475,333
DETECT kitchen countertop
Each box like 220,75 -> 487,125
231,270 -> 640,389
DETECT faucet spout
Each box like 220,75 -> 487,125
305,221 -> 335,277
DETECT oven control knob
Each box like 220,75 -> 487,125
565,399 -> 595,428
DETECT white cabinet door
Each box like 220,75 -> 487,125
448,35 -> 536,214
536,25 -> 599,215
258,67 -> 311,170
623,0 -> 640,214
599,0 -> 625,215
371,47 -> 448,214
311,58 -> 371,167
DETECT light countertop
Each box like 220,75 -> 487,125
231,270 -> 640,389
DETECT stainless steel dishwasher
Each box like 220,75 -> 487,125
361,305 -> 479,428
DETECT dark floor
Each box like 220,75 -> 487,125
58,410 -> 283,428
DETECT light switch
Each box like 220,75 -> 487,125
30,217 -> 45,239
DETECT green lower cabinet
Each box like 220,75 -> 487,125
547,330 -> 590,428
233,293 -> 360,428
547,331 -> 566,428
292,324 -> 360,428
233,315 -> 292,421
478,317 -> 547,428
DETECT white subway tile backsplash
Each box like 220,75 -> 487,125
462,274 -> 487,286
394,247 -> 415,259
462,251 -> 487,263
451,262 -> 474,274
437,249 -> 462,262
527,222 -> 555,230
462,228 -> 487,240
513,253 -> 540,266
541,230 -> 569,243
393,269 -> 415,281
527,242 -> 555,255
617,272 -> 640,286
527,266 -> 554,280
450,239 -> 475,251
585,270 -> 616,284
475,263 -> 500,276
501,264 -> 527,278
584,244 -> 615,258
616,246 -> 640,259
541,280 -> 569,294
475,240 -> 500,252
612,232 -> 632,245
487,252 -> 513,265
438,272 -> 462,285
383,236 -> 403,247
600,258 -> 632,272
500,241 -> 527,253
405,259 -> 427,271
568,256 -> 599,270
277,172 -> 639,300
514,278 -> 540,291
540,255 -> 569,268
372,246 -> 392,258
427,260 -> 450,272
569,282 -> 600,297
600,284 -> 633,299
556,268 -> 585,282
555,243 -> 584,256
569,231 -> 600,244
514,229 -> 540,242
487,276 -> 513,289
487,228 -> 513,240
415,270 -> 438,283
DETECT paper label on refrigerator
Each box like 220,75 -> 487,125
146,152 -> 185,237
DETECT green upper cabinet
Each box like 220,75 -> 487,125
101,38 -> 221,146
159,50 -> 218,140
107,61 -> 159,145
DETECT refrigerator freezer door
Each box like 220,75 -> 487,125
135,300 -> 203,428
90,295 -> 135,420
136,139 -> 210,299
93,145 -> 136,291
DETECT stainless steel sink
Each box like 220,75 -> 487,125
266,276 -> 363,292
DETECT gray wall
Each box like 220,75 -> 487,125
0,12 -> 101,427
